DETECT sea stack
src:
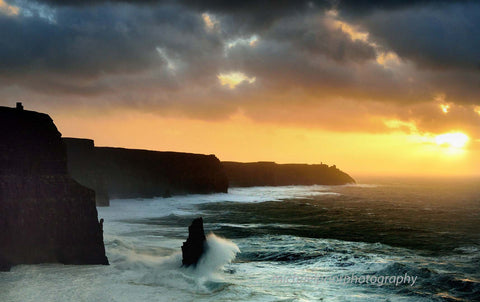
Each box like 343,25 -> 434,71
181,217 -> 207,267
0,104 -> 108,271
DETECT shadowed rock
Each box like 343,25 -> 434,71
0,255 -> 11,272
63,138 -> 110,206
0,104 -> 108,270
181,217 -> 206,267
63,138 -> 229,202
222,161 -> 355,187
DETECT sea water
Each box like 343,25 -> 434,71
1,177 -> 479,301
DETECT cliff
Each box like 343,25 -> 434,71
63,138 -> 110,206
63,139 -> 229,200
0,104 -> 108,271
222,161 -> 355,187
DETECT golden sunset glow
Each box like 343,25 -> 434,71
0,0 -> 19,15
376,51 -> 401,67
435,132 -> 469,149
45,108 -> 480,177
440,104 -> 450,114
327,11 -> 369,42
202,13 -> 217,30
475,106 -> 480,116
384,119 -> 417,132
385,118 -> 471,155
218,72 -> 256,89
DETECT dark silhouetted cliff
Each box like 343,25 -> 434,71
64,139 -> 229,200
64,138 -> 110,206
222,161 -> 355,187
0,104 -> 108,271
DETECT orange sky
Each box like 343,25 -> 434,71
45,107 -> 480,178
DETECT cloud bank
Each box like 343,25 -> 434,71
0,0 -> 479,138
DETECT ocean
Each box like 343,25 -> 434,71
1,177 -> 479,301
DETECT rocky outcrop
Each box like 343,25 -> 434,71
181,217 -> 206,267
64,139 -> 229,200
63,138 -> 109,206
0,104 -> 108,271
222,161 -> 355,187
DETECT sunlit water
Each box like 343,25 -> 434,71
1,178 -> 479,301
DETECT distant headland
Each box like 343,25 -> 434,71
222,161 -> 355,187
64,140 -> 355,205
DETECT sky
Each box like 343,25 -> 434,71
0,0 -> 479,177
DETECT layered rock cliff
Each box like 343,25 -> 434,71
64,139 -> 229,200
222,161 -> 355,187
0,105 -> 108,271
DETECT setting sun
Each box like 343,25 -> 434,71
435,132 -> 469,149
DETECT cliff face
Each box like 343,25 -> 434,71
96,147 -> 228,199
64,139 -> 229,200
63,138 -> 110,206
0,105 -> 108,271
222,161 -> 355,187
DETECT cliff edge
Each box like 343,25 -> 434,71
63,138 -> 110,206
63,139 -> 229,201
222,161 -> 355,187
0,104 -> 108,271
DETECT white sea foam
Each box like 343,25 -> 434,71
196,233 -> 240,276
128,232 -> 240,295
99,185 -> 338,221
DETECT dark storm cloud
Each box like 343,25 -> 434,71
0,0 -> 375,92
353,2 -> 480,72
1,0 -> 479,136
263,14 -> 376,63
0,10 -> 157,76
30,0 -> 474,9
178,0 -> 476,17
335,0 -> 476,14
0,2 -> 225,94
22,0 -> 480,72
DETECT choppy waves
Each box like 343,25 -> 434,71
2,181 -> 479,301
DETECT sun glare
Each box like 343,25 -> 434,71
440,104 -> 450,113
435,132 -> 469,149
475,106 -> 480,116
